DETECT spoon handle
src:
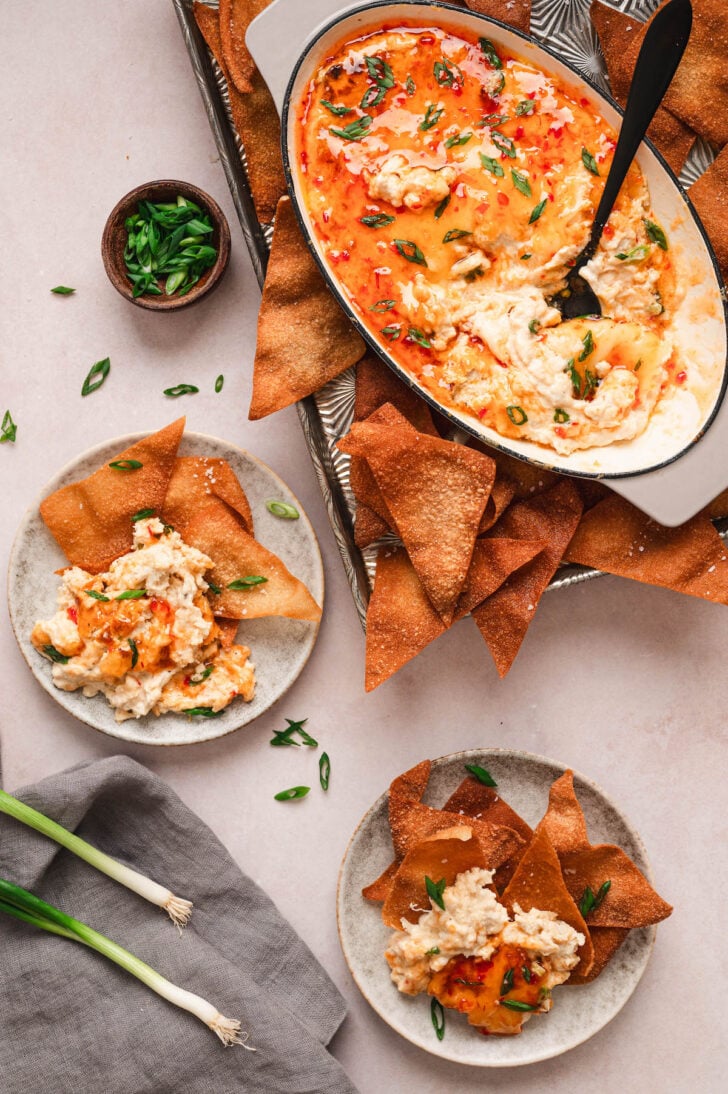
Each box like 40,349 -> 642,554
588,0 -> 692,254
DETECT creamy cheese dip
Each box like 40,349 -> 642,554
297,24 -> 704,457
385,867 -> 583,1034
31,518 -> 255,721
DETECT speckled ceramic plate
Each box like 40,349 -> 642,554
337,749 -> 657,1066
8,432 -> 324,746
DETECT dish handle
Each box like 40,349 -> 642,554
247,0 -> 358,114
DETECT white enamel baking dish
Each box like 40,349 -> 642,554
248,0 -> 728,525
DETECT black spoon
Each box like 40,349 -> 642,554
550,0 -> 693,320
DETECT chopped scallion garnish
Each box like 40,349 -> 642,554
81,358 -> 111,397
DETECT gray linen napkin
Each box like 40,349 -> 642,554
0,754 -> 357,1094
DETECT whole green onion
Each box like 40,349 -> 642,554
0,789 -> 192,927
0,877 -> 251,1048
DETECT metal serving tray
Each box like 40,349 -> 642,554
173,0 -> 720,628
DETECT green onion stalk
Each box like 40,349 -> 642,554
0,878 -> 253,1048
0,789 -> 192,928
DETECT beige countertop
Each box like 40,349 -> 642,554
1,3 -> 725,1091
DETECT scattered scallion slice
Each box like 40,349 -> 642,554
444,132 -> 472,149
0,790 -> 193,927
207,580 -> 221,595
431,998 -> 446,1041
581,147 -> 600,175
644,218 -> 668,250
616,244 -> 649,262
109,459 -> 143,471
478,38 -> 502,69
554,408 -> 570,424
425,876 -> 446,910
407,327 -> 431,348
43,644 -> 69,664
265,499 -> 300,519
319,752 -> 331,791
501,968 -> 514,995
227,576 -> 268,589
131,508 -> 155,522
163,383 -> 199,397
0,877 -> 248,1044
511,169 -> 532,197
360,214 -> 395,228
189,665 -> 214,685
274,786 -> 311,801
529,198 -> 547,223
81,358 -> 110,397
183,707 -> 222,718
393,239 -> 427,266
433,194 -> 450,219
579,879 -> 612,916
405,75 -> 415,96
464,763 -> 497,787
491,130 -> 516,158
330,115 -> 372,141
270,718 -> 318,748
1,410 -> 17,444
115,589 -> 146,601
85,589 -> 109,602
419,103 -> 444,131
321,99 -> 351,116
443,229 -> 471,243
214,374 -> 224,393
370,299 -> 396,313
434,58 -> 462,87
528,319 -> 541,335
51,285 -> 75,295
579,330 -> 595,361
515,100 -> 535,115
381,325 -> 401,341
480,153 -> 504,177
506,405 -> 528,425
127,638 -> 139,669
501,999 -> 538,1012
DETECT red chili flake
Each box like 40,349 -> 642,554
478,407 -> 487,419
551,125 -> 564,138
330,250 -> 350,263
452,83 -> 463,97
603,223 -> 614,238
67,606 -> 78,624
480,94 -> 499,114
515,125 -> 524,139
476,202 -> 489,214
580,96 -> 590,107
555,426 -> 567,438
676,370 -> 687,384
183,675 -> 191,687
322,210 -> 330,223
497,192 -> 510,206
300,150 -> 308,165
527,91 -> 536,100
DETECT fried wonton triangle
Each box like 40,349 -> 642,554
590,0 -> 696,174
540,770 -> 590,855
472,480 -> 583,677
338,404 -> 415,540
364,537 -> 544,690
464,0 -> 531,34
479,475 -> 516,535
560,845 -> 673,930
657,0 -> 728,149
354,353 -> 439,437
193,2 -> 286,222
181,499 -> 321,621
689,144 -> 728,283
162,456 -> 254,536
501,824 -> 594,977
40,418 -> 185,574
218,0 -> 269,95
564,493 -> 728,604
568,927 -> 630,985
360,425 -> 497,619
249,196 -> 366,419
382,827 -> 491,928
443,776 -> 533,891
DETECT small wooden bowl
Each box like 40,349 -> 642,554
101,180 -> 231,311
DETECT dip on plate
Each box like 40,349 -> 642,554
31,517 -> 255,721
295,22 -> 710,458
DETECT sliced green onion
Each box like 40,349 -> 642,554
511,169 -> 532,197
425,876 -> 446,910
433,194 -> 450,219
530,198 -> 547,224
0,409 -> 17,444
501,999 -> 538,1012
227,576 -> 268,589
431,998 -> 446,1040
330,115 -> 372,141
183,707 -> 222,718
393,239 -> 427,266
109,459 -> 143,471
115,589 -> 146,601
480,153 -> 504,177
0,877 -> 249,1045
207,580 -> 221,595
319,752 -> 331,791
528,319 -> 541,335
478,38 -> 503,69
419,103 -> 444,131
381,325 -> 401,340
0,791 -> 192,927
581,147 -> 600,175
616,244 -> 649,263
163,384 -> 199,397
271,717 -> 317,748
321,100 -> 352,116
444,132 -> 472,149
274,786 -> 311,801
81,358 -> 111,397
188,665 -> 214,686
405,75 -> 416,96
360,214 -> 395,228
443,229 -> 471,243
464,763 -> 497,787
266,498 -> 300,519
501,967 -> 514,995
579,329 -> 595,361
85,589 -> 109,602
644,218 -> 668,250
491,130 -> 516,158
506,405 -> 528,425
214,374 -> 224,393
43,644 -> 69,664
51,285 -> 75,294
370,299 -> 396,313
128,638 -> 139,669
515,100 -> 535,116
407,327 -> 431,348
131,508 -> 155,522
554,408 -> 570,424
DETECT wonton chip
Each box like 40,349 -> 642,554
193,2 -> 286,222
501,824 -> 594,976
540,770 -> 590,855
181,500 -> 321,621
443,776 -> 533,891
218,0 -> 269,95
249,197 -> 366,419
464,0 -> 531,34
354,353 -> 438,437
162,456 -> 253,535
590,1 -> 696,175
472,480 -> 583,677
40,418 -> 185,574
364,537 -> 544,690
689,144 -> 728,282
479,475 -> 516,534
382,827 -> 491,927
564,493 -> 728,604
656,0 -> 728,149
354,423 -> 497,619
